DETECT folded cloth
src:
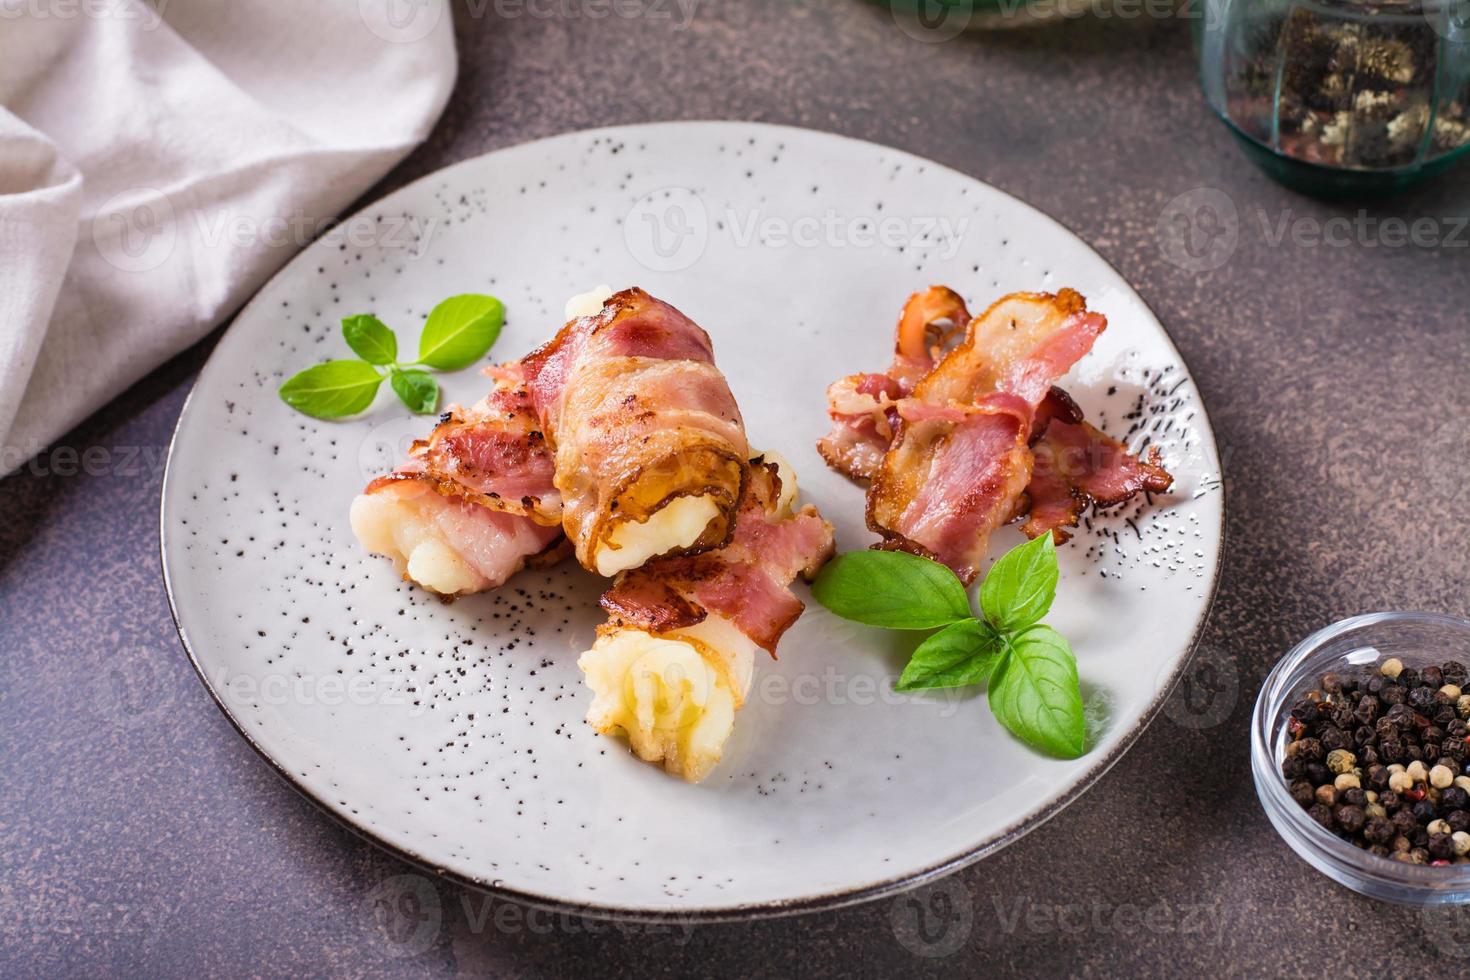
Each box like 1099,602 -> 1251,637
0,0 -> 457,473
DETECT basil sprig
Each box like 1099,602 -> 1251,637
812,534 -> 1086,759
278,294 -> 504,419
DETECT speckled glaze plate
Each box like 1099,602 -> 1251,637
161,121 -> 1223,919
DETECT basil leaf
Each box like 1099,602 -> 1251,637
390,369 -> 440,414
812,550 -> 971,629
987,625 -> 1085,759
416,294 -> 505,371
278,360 -> 383,419
897,619 -> 1004,692
980,532 -> 1058,633
341,314 -> 397,365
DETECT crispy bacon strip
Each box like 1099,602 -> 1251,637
817,286 -> 971,481
600,459 -> 835,655
520,288 -> 750,573
401,363 -> 561,524
819,286 -> 1173,583
867,291 -> 1105,582
1022,420 -> 1173,541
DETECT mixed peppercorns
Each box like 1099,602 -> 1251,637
1282,656 -> 1470,866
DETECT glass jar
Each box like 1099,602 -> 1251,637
1253,612 -> 1470,904
1195,0 -> 1470,195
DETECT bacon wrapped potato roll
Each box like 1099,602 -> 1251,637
577,454 -> 834,782
350,365 -> 568,596
520,288 -> 750,577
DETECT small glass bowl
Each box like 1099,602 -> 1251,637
1252,611 -> 1470,905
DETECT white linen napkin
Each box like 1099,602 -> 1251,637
0,0 -> 457,474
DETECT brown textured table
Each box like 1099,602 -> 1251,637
4,2 -> 1468,975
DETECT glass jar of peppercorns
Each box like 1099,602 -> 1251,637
1254,612 -> 1470,904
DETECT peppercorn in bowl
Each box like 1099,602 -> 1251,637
1253,612 -> 1470,905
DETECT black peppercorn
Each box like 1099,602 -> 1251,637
1321,672 -> 1345,694
1292,737 -> 1324,761
1354,698 -> 1380,725
1423,666 -> 1445,689
1435,706 -> 1457,726
1336,805 -> 1367,834
1282,756 -> 1305,780
1363,815 -> 1394,843
1291,780 -> 1316,807
1380,790 -> 1401,811
1440,757 -> 1463,777
1342,787 -> 1368,807
1392,808 -> 1418,835
1359,746 -> 1380,766
1411,687 -> 1437,712
1291,697 -> 1320,723
1368,765 -> 1390,790
1441,787 -> 1469,811
1378,740 -> 1404,764
1443,661 -> 1468,687
1448,811 -> 1470,834
1382,685 -> 1406,705
1321,727 -> 1352,752
1305,762 -> 1331,785
1413,800 -> 1438,824
1429,832 -> 1455,859
1308,803 -> 1334,829
1353,724 -> 1377,746
1400,667 -> 1420,688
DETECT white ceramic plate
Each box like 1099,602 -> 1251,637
162,122 -> 1223,919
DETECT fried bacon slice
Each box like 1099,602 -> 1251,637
520,288 -> 751,577
819,286 -> 1173,583
350,368 -> 568,597
817,286 -> 972,482
577,454 -> 835,782
1022,419 -> 1172,541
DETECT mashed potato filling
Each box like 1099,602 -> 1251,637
578,613 -> 758,783
350,491 -> 488,595
593,493 -> 722,578
565,284 -> 614,320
